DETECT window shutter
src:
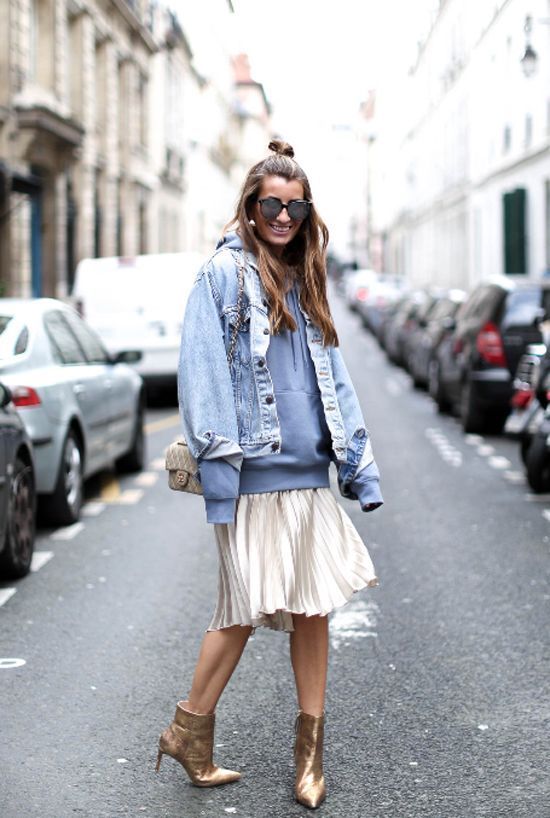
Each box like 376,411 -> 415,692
503,188 -> 527,275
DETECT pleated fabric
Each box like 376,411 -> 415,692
208,488 -> 379,633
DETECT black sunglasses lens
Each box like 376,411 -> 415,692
259,198 -> 283,219
287,201 -> 310,221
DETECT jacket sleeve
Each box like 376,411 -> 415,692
177,264 -> 242,524
329,346 -> 383,512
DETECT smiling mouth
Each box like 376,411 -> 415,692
269,223 -> 292,234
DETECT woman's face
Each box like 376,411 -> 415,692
252,175 -> 306,256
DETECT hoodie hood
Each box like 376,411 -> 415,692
216,231 -> 244,251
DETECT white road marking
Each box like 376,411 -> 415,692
488,456 -> 513,470
504,470 -> 525,484
0,658 -> 26,669
116,489 -> 144,505
81,502 -> 106,517
477,445 -> 495,457
425,428 -> 463,468
30,551 -> 54,572
149,458 -> 166,471
0,588 -> 17,608
542,509 -> 550,523
51,522 -> 84,541
465,434 -> 484,445
385,377 -> 403,397
134,472 -> 158,487
330,598 -> 379,650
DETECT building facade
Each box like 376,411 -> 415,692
0,0 -> 272,297
373,0 -> 550,288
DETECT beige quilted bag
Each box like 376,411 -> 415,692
166,252 -> 246,493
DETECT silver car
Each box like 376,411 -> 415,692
0,298 -> 145,525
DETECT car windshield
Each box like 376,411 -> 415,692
0,314 -> 29,359
503,289 -> 550,329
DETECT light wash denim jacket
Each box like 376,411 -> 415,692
177,234 -> 382,518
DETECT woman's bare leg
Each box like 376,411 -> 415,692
289,614 -> 329,716
186,625 -> 253,714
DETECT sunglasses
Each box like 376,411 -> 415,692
257,196 -> 312,222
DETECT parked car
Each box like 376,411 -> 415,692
383,290 -> 432,366
504,343 -> 546,464
356,275 -> 409,335
72,252 -> 204,390
0,381 -> 36,578
523,348 -> 550,492
407,289 -> 467,388
429,278 -> 550,432
342,268 -> 380,311
0,298 -> 146,525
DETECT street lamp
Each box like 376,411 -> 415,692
521,14 -> 550,77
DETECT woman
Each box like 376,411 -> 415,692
156,140 -> 382,809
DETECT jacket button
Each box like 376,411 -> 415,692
266,395 -> 274,404
263,328 -> 269,335
258,358 -> 265,367
271,442 -> 279,452
357,429 -> 365,438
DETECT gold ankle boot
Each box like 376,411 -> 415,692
155,701 -> 241,787
294,711 -> 326,809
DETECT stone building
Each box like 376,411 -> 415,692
0,0 -> 272,297
373,0 -> 550,288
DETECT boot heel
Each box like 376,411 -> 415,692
155,749 -> 163,773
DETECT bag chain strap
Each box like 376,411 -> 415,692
226,251 -> 246,366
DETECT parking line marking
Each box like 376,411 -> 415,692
134,472 -> 158,487
145,414 -> 180,434
51,522 -> 85,541
116,489 -> 144,504
465,434 -> 484,445
504,470 -> 525,484
488,456 -> 513,470
82,501 -> 107,517
100,474 -> 120,502
542,509 -> 550,523
149,458 -> 166,471
30,551 -> 54,572
0,589 -> 17,608
477,445 -> 495,456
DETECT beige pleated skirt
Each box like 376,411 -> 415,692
208,487 -> 379,633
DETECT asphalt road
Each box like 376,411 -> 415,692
1,290 -> 549,818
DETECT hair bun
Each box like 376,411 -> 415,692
268,139 -> 295,159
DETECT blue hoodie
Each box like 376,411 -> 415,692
200,238 -> 382,524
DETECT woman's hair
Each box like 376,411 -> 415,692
225,139 -> 339,347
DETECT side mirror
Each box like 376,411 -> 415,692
111,350 -> 143,365
0,382 -> 13,409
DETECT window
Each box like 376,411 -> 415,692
503,125 -> 512,154
0,317 -> 29,359
502,289 -> 550,329
503,188 -> 527,275
63,311 -> 109,364
44,311 -> 86,365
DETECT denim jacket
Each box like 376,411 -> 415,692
178,233 -> 382,518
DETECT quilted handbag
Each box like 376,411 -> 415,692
165,251 -> 246,493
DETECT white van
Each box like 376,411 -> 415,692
72,252 -> 205,387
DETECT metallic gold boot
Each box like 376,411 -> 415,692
155,701 -> 241,787
294,711 -> 326,809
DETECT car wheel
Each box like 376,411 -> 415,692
460,379 -> 485,433
116,402 -> 145,474
428,359 -> 450,413
526,432 -> 550,493
0,456 -> 36,579
48,429 -> 83,525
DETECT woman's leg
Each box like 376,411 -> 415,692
289,614 -> 329,716
187,625 -> 253,714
